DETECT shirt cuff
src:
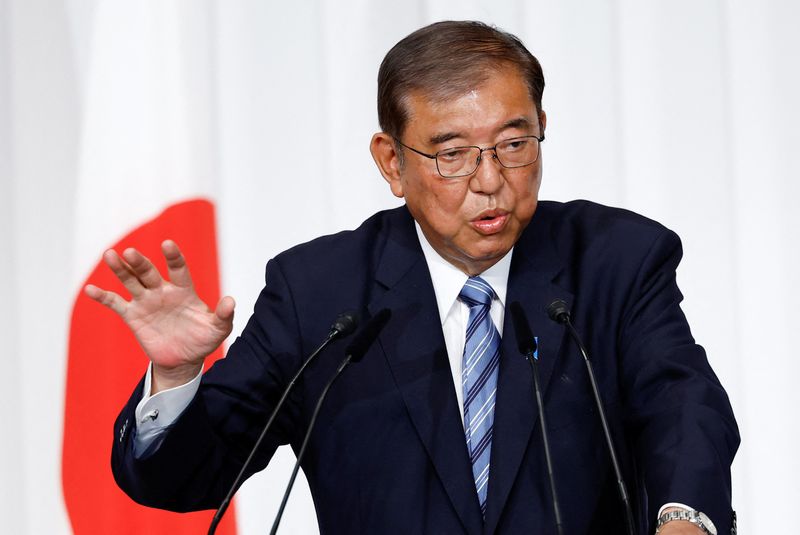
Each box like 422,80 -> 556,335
658,502 -> 695,516
132,363 -> 203,454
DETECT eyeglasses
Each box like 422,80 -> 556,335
393,134 -> 545,179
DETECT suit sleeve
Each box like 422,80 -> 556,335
111,257 -> 305,512
617,228 -> 739,533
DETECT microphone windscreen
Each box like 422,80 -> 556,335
546,299 -> 570,324
510,301 -> 537,355
345,308 -> 391,363
331,311 -> 359,337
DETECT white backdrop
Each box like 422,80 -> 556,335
1,1 -> 798,533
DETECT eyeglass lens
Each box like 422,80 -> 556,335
436,137 -> 540,178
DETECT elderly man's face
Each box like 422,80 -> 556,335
371,66 -> 545,275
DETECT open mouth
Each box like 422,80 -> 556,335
471,211 -> 509,234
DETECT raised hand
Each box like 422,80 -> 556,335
84,240 -> 235,392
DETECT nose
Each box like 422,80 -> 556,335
469,149 -> 504,194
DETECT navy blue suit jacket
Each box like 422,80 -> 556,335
112,201 -> 739,534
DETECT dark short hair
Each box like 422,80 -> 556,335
377,20 -> 545,138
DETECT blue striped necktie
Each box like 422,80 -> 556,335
460,276 -> 501,517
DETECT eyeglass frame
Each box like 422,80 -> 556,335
392,132 -> 545,179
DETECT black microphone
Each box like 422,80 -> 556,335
509,302 -> 564,535
207,311 -> 359,535
269,308 -> 391,535
546,299 -> 636,535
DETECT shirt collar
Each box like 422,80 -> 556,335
414,222 -> 512,325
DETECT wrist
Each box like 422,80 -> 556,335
151,362 -> 203,393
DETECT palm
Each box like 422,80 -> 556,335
85,240 -> 235,373
124,283 -> 228,369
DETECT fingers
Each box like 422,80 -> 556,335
162,240 -> 194,288
103,249 -> 146,297
102,246 -> 168,299
102,241 -> 194,294
214,296 -> 236,327
121,248 -> 164,289
84,284 -> 128,316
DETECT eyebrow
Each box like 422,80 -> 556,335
428,132 -> 462,145
427,116 -> 536,146
501,117 -> 533,131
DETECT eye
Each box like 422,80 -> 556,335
437,147 -> 472,162
501,138 -> 532,152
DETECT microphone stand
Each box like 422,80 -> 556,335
510,302 -> 563,535
548,300 -> 636,535
269,354 -> 352,535
268,309 -> 390,535
207,313 -> 357,535
526,343 -> 564,535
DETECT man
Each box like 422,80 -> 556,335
88,21 -> 738,534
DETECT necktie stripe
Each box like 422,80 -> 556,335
465,390 -> 497,435
466,398 -> 496,437
464,351 -> 499,407
475,470 -> 491,493
470,429 -> 493,462
463,331 -> 495,376
474,462 -> 490,483
469,426 -> 493,459
464,279 -> 493,297
464,319 -> 497,368
459,276 -> 500,518
464,305 -> 491,339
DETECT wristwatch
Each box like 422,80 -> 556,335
656,509 -> 717,535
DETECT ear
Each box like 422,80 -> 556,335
538,110 -> 547,135
370,132 -> 405,198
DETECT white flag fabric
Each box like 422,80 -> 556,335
61,3 -> 236,534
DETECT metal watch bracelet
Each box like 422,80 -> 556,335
656,509 -> 717,535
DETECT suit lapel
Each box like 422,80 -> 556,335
483,208 -> 574,534
369,210 -> 484,535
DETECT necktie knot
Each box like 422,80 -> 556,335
460,276 -> 496,308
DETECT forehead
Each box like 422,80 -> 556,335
403,67 -> 538,144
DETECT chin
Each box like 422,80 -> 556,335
479,235 -> 516,257
469,245 -> 513,266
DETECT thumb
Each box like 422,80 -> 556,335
214,296 -> 236,326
